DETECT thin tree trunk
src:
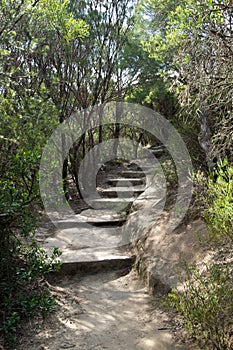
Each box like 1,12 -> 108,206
113,94 -> 123,158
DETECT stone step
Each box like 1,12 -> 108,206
51,248 -> 136,276
147,146 -> 165,156
43,225 -> 123,249
89,197 -> 134,211
100,186 -> 145,198
128,163 -> 154,170
121,170 -> 146,178
132,146 -> 165,159
59,247 -> 131,263
41,225 -> 135,276
107,178 -> 145,186
127,164 -> 160,176
80,209 -> 125,217
54,210 -> 126,227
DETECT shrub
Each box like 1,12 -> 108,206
168,161 -> 233,349
194,159 -> 233,242
0,144 -> 61,348
0,218 -> 61,348
168,264 -> 233,350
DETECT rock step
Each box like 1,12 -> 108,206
100,186 -> 145,198
127,164 -> 160,176
43,226 -> 123,251
89,197 -> 134,210
61,248 -> 131,263
42,222 -> 136,276
52,249 -> 136,276
53,210 -> 126,227
128,163 -> 154,170
79,208 -> 125,219
131,146 -> 165,159
121,170 -> 146,178
148,146 -> 165,155
54,218 -> 126,228
107,178 -> 145,186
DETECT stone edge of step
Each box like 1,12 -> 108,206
48,253 -> 136,277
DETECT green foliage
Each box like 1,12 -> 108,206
17,243 -> 62,282
123,17 -> 178,119
127,76 -> 178,118
160,159 -> 178,187
0,139 -> 62,348
168,264 -> 233,349
0,147 -> 62,348
168,162 -> 233,349
0,241 -> 61,348
32,0 -> 89,42
141,0 -> 226,67
139,0 -> 233,163
195,159 -> 233,242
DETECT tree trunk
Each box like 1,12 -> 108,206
113,101 -> 123,158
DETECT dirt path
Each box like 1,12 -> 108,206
17,161 -> 197,350
18,269 -> 195,350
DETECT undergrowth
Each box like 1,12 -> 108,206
0,145 -> 61,349
167,159 -> 233,349
0,230 -> 61,348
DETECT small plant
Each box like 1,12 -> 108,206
160,159 -> 178,187
168,263 -> 233,350
195,159 -> 233,242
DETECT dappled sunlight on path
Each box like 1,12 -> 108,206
18,270 -> 195,350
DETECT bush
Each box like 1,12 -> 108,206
194,159 -> 233,242
0,216 -> 61,348
0,144 -> 61,348
168,264 -> 233,349
167,161 -> 233,349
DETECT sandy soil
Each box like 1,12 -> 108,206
17,269 -> 196,350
